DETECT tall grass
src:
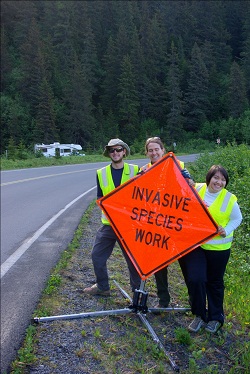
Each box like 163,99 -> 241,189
0,154 -> 108,170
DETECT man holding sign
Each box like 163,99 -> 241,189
84,139 -> 141,296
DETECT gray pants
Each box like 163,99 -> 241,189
91,225 -> 141,291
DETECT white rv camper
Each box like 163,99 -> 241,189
34,142 -> 84,157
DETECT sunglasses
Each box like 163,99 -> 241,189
108,147 -> 124,154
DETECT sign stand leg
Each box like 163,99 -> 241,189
34,280 -> 190,372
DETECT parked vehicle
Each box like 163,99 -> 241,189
34,142 -> 85,157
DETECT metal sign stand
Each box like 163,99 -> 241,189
34,280 -> 190,372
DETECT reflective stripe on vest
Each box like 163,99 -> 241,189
204,236 -> 233,245
98,163 -> 139,224
140,159 -> 184,171
139,163 -> 151,172
196,183 -> 237,250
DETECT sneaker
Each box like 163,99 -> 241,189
205,320 -> 221,333
188,316 -> 206,332
83,283 -> 110,296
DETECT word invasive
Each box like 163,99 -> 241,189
130,187 -> 191,249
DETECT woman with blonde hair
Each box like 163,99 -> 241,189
140,137 -> 193,308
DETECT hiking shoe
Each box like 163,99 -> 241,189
205,320 -> 221,333
188,316 -> 206,332
83,284 -> 110,296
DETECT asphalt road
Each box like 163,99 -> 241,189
0,154 -> 199,373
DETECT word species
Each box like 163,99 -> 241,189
130,187 -> 191,249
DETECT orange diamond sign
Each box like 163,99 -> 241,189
97,153 -> 218,279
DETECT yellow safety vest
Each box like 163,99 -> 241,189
196,183 -> 237,250
140,160 -> 184,172
97,163 -> 139,225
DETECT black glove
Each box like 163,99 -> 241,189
181,168 -> 191,179
137,169 -> 145,175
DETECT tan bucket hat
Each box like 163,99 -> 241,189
103,138 -> 130,157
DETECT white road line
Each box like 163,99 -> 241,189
0,186 -> 96,279
0,168 -> 97,186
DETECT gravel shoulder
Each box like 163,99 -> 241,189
27,205 -> 247,374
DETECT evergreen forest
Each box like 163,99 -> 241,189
1,0 -> 250,154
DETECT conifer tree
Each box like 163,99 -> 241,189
129,26 -> 146,122
92,104 -> 119,151
17,140 -> 28,160
184,42 -> 209,132
85,0 -> 114,58
117,55 -> 140,143
102,109 -> 120,144
33,77 -> 58,144
241,36 -> 250,97
7,137 -> 16,160
64,53 -> 95,146
200,41 -> 226,121
1,94 -> 31,150
228,61 -> 248,119
1,0 -> 250,148
141,11 -> 168,124
101,36 -> 120,113
193,1 -> 232,73
241,110 -> 250,143
0,27 -> 12,92
78,17 -> 100,101
166,42 -> 184,142
19,18 -> 43,115
241,4 -> 250,97
11,0 -> 38,46
50,1 -> 74,74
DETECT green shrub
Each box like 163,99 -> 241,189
178,138 -> 215,154
174,327 -> 192,345
189,142 -> 250,180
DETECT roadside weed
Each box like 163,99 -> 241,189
44,274 -> 62,294
81,329 -> 87,337
94,327 -> 103,338
90,346 -> 101,360
174,327 -> 192,345
11,325 -> 37,373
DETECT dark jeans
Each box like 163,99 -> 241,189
154,267 -> 170,307
179,247 -> 230,324
91,225 -> 141,291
